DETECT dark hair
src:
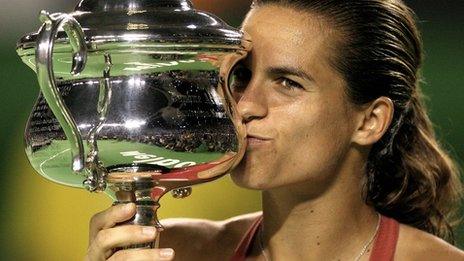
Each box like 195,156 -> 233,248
252,0 -> 462,243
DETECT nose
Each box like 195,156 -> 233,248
235,79 -> 268,123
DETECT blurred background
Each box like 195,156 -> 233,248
0,0 -> 462,259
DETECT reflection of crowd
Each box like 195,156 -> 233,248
27,88 -> 69,152
135,128 -> 238,153
27,70 -> 238,153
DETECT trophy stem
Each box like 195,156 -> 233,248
112,200 -> 164,249
107,169 -> 167,249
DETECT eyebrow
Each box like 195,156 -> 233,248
266,66 -> 314,82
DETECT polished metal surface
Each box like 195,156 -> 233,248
109,172 -> 162,249
171,187 -> 192,198
17,0 -> 251,249
17,0 -> 242,56
19,0 -> 250,190
83,53 -> 113,192
35,10 -> 88,173
24,55 -> 248,189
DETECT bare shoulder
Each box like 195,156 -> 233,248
159,211 -> 262,260
395,223 -> 464,261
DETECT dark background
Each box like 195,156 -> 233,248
0,0 -> 462,259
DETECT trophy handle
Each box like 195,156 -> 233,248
218,34 -> 252,169
35,10 -> 87,172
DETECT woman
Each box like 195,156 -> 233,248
85,0 -> 464,260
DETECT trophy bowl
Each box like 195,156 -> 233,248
16,0 -> 250,248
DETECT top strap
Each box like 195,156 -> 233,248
369,215 -> 400,261
230,215 -> 263,261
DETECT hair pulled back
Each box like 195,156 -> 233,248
252,0 -> 462,243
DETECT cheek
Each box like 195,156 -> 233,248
231,92 -> 355,189
274,97 -> 353,180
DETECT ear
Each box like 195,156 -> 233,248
351,97 -> 394,146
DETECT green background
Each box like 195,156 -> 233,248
0,0 -> 462,259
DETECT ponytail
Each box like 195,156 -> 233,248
366,86 -> 462,243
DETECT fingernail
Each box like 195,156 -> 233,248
159,248 -> 174,259
142,226 -> 157,236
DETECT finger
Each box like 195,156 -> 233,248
89,203 -> 136,242
109,248 -> 175,261
87,225 -> 158,260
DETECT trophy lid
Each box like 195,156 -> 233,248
17,0 -> 243,54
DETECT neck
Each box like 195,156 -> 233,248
258,154 -> 379,260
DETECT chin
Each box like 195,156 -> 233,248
230,164 -> 271,190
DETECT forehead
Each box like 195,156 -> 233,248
241,5 -> 339,67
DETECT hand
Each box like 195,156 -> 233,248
85,203 -> 175,260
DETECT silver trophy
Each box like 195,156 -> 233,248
16,0 -> 250,248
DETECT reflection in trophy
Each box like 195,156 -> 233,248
16,0 -> 251,248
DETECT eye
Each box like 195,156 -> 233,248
277,77 -> 303,90
229,63 -> 252,92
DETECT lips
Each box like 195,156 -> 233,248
247,134 -> 272,140
246,134 -> 272,148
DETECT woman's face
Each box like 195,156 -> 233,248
230,5 -> 361,191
